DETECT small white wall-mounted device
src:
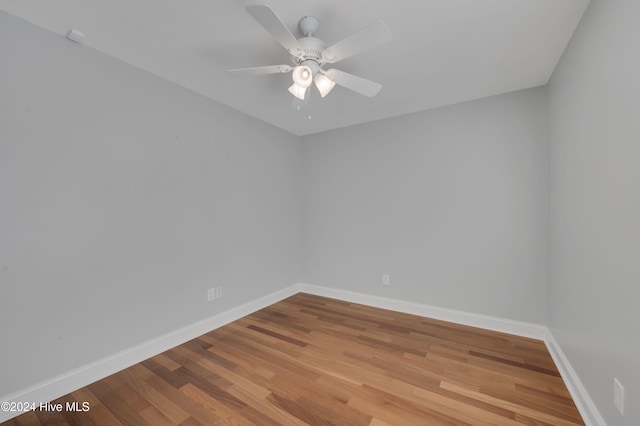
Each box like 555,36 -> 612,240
66,29 -> 86,43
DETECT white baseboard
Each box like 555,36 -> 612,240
0,284 -> 300,423
297,283 -> 548,340
1,282 -> 605,426
544,330 -> 606,426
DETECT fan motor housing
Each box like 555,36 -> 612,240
292,36 -> 325,65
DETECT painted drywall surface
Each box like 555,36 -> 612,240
548,0 -> 640,424
0,11 -> 301,396
301,88 -> 549,324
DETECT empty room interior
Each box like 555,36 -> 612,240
1,0 -> 638,425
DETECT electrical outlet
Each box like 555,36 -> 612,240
215,286 -> 223,299
614,378 -> 625,415
382,274 -> 390,286
207,288 -> 216,301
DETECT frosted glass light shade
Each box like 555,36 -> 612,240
314,74 -> 336,98
288,83 -> 307,100
292,65 -> 313,88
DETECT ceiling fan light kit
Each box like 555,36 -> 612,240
292,64 -> 313,88
288,83 -> 307,100
228,5 -> 391,102
314,73 -> 336,98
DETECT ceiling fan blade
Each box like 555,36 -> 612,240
321,19 -> 391,64
246,5 -> 304,58
227,64 -> 293,77
325,69 -> 382,97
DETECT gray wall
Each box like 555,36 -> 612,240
548,0 -> 640,424
0,12 -> 301,395
302,88 -> 549,324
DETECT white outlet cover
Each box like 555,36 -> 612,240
207,288 -> 216,301
614,377 -> 624,415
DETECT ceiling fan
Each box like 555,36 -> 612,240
228,5 -> 391,100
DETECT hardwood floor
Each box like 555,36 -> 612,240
4,293 -> 584,425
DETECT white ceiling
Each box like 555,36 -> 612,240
0,0 -> 589,136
